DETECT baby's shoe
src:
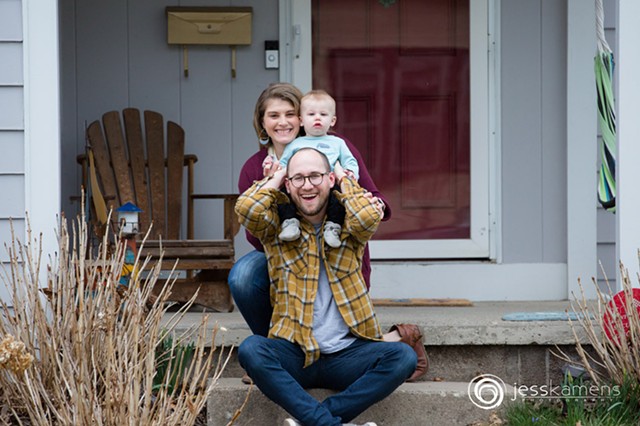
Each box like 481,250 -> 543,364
279,218 -> 301,241
324,221 -> 342,248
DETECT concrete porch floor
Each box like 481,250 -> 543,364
168,300 -> 595,348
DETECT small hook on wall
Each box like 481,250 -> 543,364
183,45 -> 189,77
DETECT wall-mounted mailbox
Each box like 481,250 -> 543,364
166,6 -> 252,78
166,7 -> 252,45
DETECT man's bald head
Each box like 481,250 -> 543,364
287,148 -> 331,175
284,148 -> 335,224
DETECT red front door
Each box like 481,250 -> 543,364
312,0 -> 470,241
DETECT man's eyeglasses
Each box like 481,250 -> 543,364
287,172 -> 329,188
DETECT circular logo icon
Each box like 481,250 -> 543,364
468,374 -> 506,410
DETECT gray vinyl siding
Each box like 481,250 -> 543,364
0,1 -> 22,41
501,0 -> 567,264
62,0 -> 575,262
59,0 -> 616,282
60,0 -> 277,253
0,0 -> 24,297
501,0 -> 616,289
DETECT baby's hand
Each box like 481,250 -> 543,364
262,155 -> 281,177
333,161 -> 347,183
262,155 -> 274,176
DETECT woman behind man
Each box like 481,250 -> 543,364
229,82 -> 427,382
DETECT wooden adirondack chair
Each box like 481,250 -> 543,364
77,108 -> 239,312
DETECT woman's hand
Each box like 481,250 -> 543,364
363,191 -> 385,215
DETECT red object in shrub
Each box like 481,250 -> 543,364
603,288 -> 640,344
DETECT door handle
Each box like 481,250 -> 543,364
292,24 -> 302,59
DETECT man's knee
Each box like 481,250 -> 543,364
238,335 -> 266,368
392,342 -> 418,378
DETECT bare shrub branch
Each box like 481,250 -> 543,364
0,208 -> 234,425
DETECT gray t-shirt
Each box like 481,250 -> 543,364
312,225 -> 356,353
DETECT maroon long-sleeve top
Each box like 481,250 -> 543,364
237,136 -> 391,289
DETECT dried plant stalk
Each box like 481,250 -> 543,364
555,262 -> 640,388
0,209 -> 233,425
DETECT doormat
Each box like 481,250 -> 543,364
373,298 -> 473,307
502,312 -> 594,321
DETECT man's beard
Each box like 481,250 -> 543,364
296,192 -> 329,217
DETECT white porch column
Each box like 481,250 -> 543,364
617,1 -> 640,288
567,0 -> 598,299
23,0 -> 61,273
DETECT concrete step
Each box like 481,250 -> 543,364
168,301 -> 592,425
207,378 -> 515,426
214,342 -> 583,387
172,301 -> 591,386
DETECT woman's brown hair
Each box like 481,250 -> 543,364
253,82 -> 303,147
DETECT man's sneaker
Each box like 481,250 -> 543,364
279,218 -> 301,241
323,221 -> 342,248
283,419 -> 302,426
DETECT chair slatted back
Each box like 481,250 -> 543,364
123,109 -> 150,231
86,108 -> 185,240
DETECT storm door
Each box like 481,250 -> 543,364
289,0 -> 490,259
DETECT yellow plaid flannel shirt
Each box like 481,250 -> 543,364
235,176 -> 383,366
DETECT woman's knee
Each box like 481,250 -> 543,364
228,261 -> 248,293
228,251 -> 267,293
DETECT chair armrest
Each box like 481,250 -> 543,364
183,154 -> 198,166
191,193 -> 238,200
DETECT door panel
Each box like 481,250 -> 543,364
312,0 -> 470,241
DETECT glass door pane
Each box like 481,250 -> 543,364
312,0 -> 470,241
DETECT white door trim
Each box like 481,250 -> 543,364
23,0 -> 61,262
369,262 -> 567,301
278,0 -> 312,93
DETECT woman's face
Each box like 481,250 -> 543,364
262,98 -> 300,149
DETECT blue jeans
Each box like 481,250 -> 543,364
238,336 -> 417,426
228,250 -> 272,336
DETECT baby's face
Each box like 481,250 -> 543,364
300,97 -> 337,137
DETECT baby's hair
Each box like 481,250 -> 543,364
301,89 -> 336,114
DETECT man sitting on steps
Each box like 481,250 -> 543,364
235,148 -> 417,426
